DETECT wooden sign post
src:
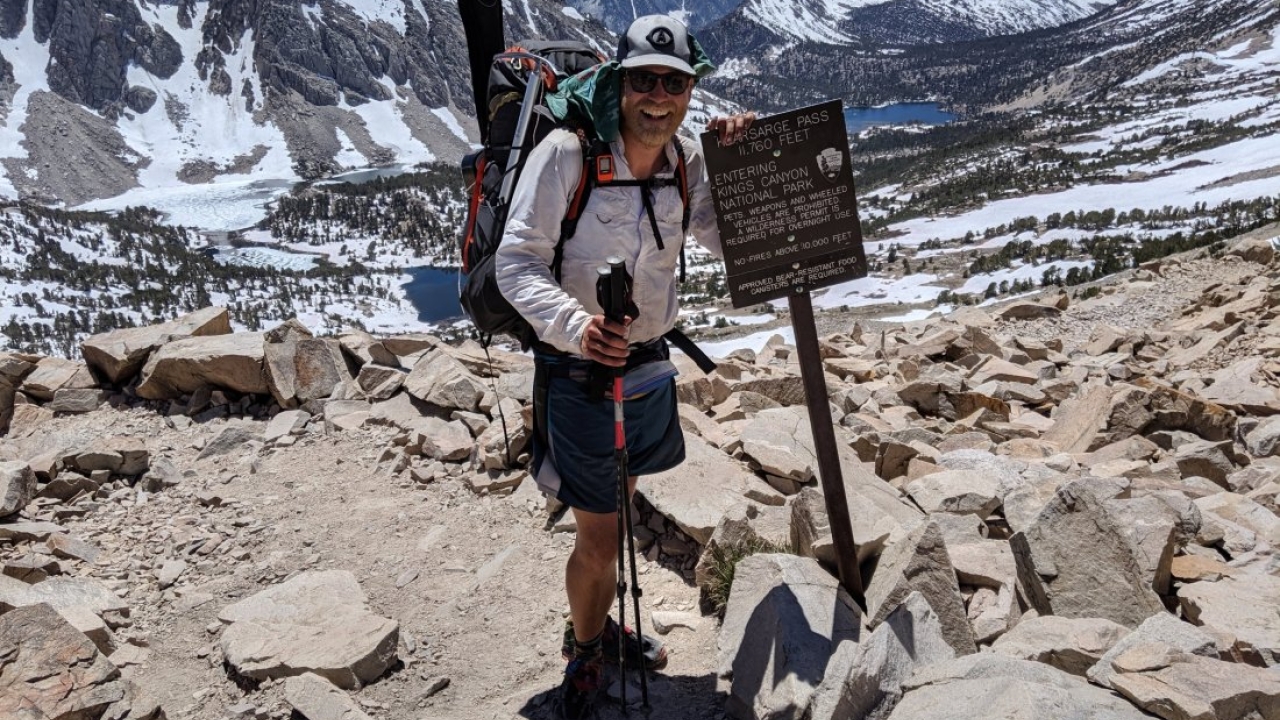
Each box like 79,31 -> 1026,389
701,100 -> 868,604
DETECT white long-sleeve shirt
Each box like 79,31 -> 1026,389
495,129 -> 723,355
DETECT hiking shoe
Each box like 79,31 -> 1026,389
562,617 -> 668,670
559,654 -> 603,720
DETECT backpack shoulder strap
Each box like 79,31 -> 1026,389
672,138 -> 690,283
672,138 -> 690,235
553,132 -> 606,281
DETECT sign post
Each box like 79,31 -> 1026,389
701,100 -> 867,604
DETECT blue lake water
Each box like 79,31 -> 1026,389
320,164 -> 413,186
844,102 -> 956,134
403,266 -> 465,323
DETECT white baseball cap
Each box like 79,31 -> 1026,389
616,15 -> 697,76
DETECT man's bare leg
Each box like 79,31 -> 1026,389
566,476 -> 638,643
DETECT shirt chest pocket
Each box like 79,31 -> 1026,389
652,184 -> 684,227
586,190 -> 631,226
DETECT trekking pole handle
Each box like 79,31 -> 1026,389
606,256 -> 627,325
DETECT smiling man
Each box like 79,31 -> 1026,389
494,14 -> 753,719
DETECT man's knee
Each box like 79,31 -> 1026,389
572,511 -> 621,570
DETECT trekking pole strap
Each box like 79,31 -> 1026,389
663,328 -> 717,374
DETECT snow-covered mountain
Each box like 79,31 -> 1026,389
702,0 -> 1119,49
702,0 -> 1277,113
566,0 -> 744,32
0,0 -> 612,207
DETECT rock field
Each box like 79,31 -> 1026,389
3,225 -> 1280,720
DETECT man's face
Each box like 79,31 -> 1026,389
619,66 -> 694,150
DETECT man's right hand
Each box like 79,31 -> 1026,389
580,314 -> 631,367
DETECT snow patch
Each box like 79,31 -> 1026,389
333,128 -> 367,168
430,107 -> 471,144
331,0 -> 408,34
0,1 -> 53,191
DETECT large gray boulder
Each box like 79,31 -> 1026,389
0,461 -> 35,517
740,406 -> 820,483
1105,495 -> 1186,596
20,357 -> 97,401
263,319 -> 314,409
1245,416 -> 1280,457
809,591 -> 956,720
1195,492 -> 1280,548
1087,611 -> 1224,689
476,398 -> 531,470
641,435 -> 782,545
0,354 -> 36,434
136,332 -> 269,399
73,435 -> 149,476
905,469 -> 1000,519
885,654 -> 1153,720
865,520 -> 977,656
337,329 -> 400,368
415,417 -> 473,462
81,306 -> 231,384
1198,357 -> 1280,415
285,672 -> 374,720
1011,480 -> 1165,628
266,335 -> 354,408
1042,381 -> 1113,453
291,338 -> 355,404
764,406 -> 922,562
1175,440 -> 1237,488
0,603 -> 124,720
991,616 -> 1130,677
718,554 -> 863,720
0,574 -> 131,621
403,348 -> 487,412
1107,644 -> 1280,720
1179,574 -> 1280,666
218,570 -> 399,688
356,364 -> 406,401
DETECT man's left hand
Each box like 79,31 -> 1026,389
707,112 -> 757,145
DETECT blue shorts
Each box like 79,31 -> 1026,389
531,348 -> 685,514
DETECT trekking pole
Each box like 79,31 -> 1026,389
601,256 -> 651,712
598,261 -> 631,710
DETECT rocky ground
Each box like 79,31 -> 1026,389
3,224 -> 1280,720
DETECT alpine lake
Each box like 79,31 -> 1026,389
407,103 -> 957,324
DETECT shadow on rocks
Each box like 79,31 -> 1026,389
516,668 -> 725,720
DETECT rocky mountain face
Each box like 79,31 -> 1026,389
2,227 -> 1280,718
700,0 -> 1118,53
0,0 -> 612,205
703,0 -> 1275,112
566,0 -> 744,32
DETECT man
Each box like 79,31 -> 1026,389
495,14 -> 753,718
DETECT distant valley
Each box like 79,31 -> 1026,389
0,0 -> 1277,358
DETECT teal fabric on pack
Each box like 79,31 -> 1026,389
545,35 -> 717,143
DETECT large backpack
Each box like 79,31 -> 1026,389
457,41 -> 692,348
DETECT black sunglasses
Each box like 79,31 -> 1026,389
625,70 -> 693,95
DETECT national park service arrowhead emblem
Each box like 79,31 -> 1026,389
816,148 -> 843,183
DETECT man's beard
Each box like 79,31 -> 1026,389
622,98 -> 687,149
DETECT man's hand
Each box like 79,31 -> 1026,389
580,315 -> 631,367
708,112 -> 757,145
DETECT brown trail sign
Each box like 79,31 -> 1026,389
701,100 -> 868,604
701,99 -> 867,307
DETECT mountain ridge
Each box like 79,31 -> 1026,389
0,0 -> 612,206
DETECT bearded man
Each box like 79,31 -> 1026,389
495,14 -> 752,718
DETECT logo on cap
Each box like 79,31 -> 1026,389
647,26 -> 674,49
